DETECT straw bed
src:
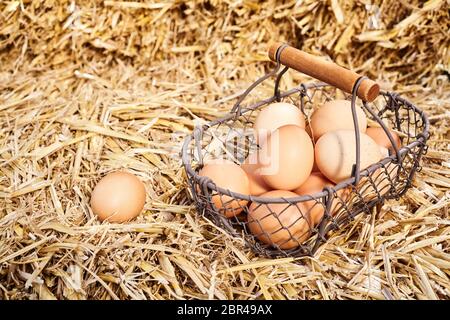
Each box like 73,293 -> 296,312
0,0 -> 449,299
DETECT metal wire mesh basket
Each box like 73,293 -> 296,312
181,43 -> 429,258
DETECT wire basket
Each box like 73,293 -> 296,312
181,43 -> 430,258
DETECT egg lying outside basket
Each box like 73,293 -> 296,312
181,43 -> 430,258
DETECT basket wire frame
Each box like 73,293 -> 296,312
181,47 -> 430,259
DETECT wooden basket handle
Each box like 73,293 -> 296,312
268,42 -> 380,102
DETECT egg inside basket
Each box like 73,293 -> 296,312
181,44 -> 429,258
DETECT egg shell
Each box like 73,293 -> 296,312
294,172 -> 332,195
241,153 -> 271,196
366,127 -> 401,154
293,172 -> 333,225
310,100 -> 367,141
327,186 -> 352,218
375,162 -> 398,196
198,160 -> 250,217
254,102 -> 305,145
293,172 -> 350,224
357,162 -> 398,201
379,146 -> 389,158
247,190 -> 311,249
259,125 -> 314,190
90,171 -> 146,223
315,130 -> 382,183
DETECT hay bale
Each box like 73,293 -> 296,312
0,0 -> 449,299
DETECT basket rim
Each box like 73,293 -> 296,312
181,83 -> 430,204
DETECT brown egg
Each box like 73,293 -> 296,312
247,190 -> 311,249
366,127 -> 401,154
375,163 -> 398,196
90,171 -> 146,223
198,160 -> 250,218
294,172 -> 333,225
379,146 -> 390,158
254,102 -> 305,144
328,187 -> 352,218
295,172 -> 332,195
293,172 -> 350,224
357,162 -> 398,201
241,153 -> 271,196
309,100 -> 367,141
259,125 -> 314,190
315,130 -> 382,183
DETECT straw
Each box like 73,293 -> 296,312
0,0 -> 449,300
